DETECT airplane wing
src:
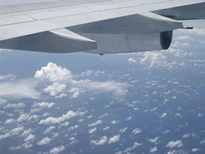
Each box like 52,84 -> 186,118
0,0 -> 204,54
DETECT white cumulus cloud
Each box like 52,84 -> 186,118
88,127 -> 97,134
140,52 -> 166,67
150,147 -> 158,152
3,103 -> 26,109
39,110 -> 85,125
44,126 -> 56,134
34,62 -> 130,98
148,136 -> 159,143
91,136 -> 108,145
35,62 -> 72,82
50,145 -> 65,154
33,102 -> 55,108
37,137 -> 51,145
176,36 -> 194,41
160,113 -> 167,118
0,98 -> 7,106
108,135 -> 120,144
166,140 -> 183,148
5,119 -> 16,124
119,127 -> 127,133
88,120 -> 102,127
192,148 -> 200,152
128,58 -> 137,63
24,134 -> 35,142
132,128 -> 142,134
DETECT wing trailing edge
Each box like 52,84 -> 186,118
0,28 -> 97,53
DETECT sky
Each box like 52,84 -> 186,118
1,1 -> 205,154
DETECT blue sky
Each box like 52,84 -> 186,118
1,1 -> 205,154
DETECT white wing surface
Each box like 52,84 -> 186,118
0,0 -> 204,54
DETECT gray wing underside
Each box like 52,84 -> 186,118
0,0 -> 204,53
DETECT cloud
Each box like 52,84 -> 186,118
3,103 -> 26,109
150,107 -> 157,111
30,108 -> 42,113
166,140 -> 183,148
163,130 -> 170,134
0,74 -> 16,80
88,127 -> 97,134
0,98 -> 7,106
5,119 -> 16,124
32,102 -> 55,108
176,36 -> 194,41
39,110 -> 86,125
17,114 -> 30,123
99,113 -> 108,119
198,113 -> 203,117
182,132 -> 196,138
103,126 -> 109,130
42,112 -> 51,117
81,70 -> 93,77
0,133 -> 11,140
118,142 -> 142,153
68,125 -> 78,131
22,143 -> 33,149
10,127 -> 24,134
160,113 -> 167,118
198,41 -> 205,44
111,120 -> 119,124
88,120 -> 102,127
192,148 -> 200,152
9,145 -> 21,151
78,119 -> 83,122
86,115 -> 93,119
150,147 -> 158,152
37,137 -> 51,145
44,82 -> 66,96
164,47 -> 190,58
132,128 -> 142,134
60,122 -> 69,127
0,126 -> 24,139
50,145 -> 65,154
91,136 -> 108,145
24,134 -> 35,142
35,62 -> 130,98
35,62 -> 72,82
108,135 -> 120,144
128,58 -> 137,63
148,136 -> 159,143
200,140 -> 205,144
0,79 -> 41,100
28,115 -> 39,121
126,116 -> 132,121
21,129 -> 32,136
172,41 -> 190,48
44,126 -> 56,134
140,52 -> 166,67
119,127 -> 127,133
172,96 -> 177,99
